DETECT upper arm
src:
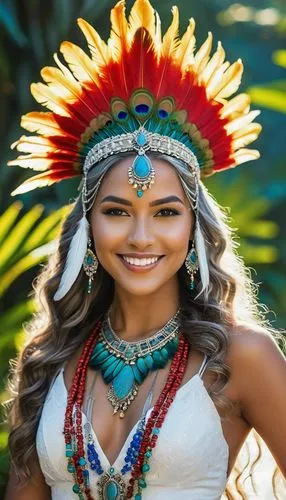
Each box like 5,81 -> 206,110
5,458 -> 51,500
231,328 -> 286,477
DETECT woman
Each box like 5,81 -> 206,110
5,0 -> 286,499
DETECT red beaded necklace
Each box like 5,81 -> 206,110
63,320 -> 189,499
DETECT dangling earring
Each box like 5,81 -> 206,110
83,238 -> 98,294
185,241 -> 199,292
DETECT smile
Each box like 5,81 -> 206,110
117,254 -> 164,271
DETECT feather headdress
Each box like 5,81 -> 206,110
9,0 -> 261,196
8,0 -> 262,301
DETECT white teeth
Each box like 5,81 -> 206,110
122,256 -> 159,266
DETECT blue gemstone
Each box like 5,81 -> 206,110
133,155 -> 151,179
152,427 -> 160,435
158,109 -> 169,119
135,104 -> 150,115
86,254 -> 95,265
137,190 -> 144,198
104,480 -> 120,500
190,249 -> 197,263
136,130 -> 147,146
117,111 -> 128,120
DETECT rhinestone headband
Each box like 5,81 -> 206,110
84,128 -> 200,176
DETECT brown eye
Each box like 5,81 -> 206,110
103,208 -> 129,216
156,208 -> 180,216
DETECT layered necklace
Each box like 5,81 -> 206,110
63,315 -> 190,500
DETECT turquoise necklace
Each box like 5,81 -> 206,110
88,311 -> 180,418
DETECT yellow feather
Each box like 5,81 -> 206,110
60,42 -> 110,106
200,41 -> 225,85
21,112 -> 64,136
206,61 -> 230,99
232,122 -> 262,139
231,148 -> 260,165
9,135 -> 54,154
41,66 -> 97,116
175,17 -> 195,71
41,67 -> 78,102
53,53 -> 82,90
77,18 -> 111,68
232,127 -> 262,149
108,1 -> 129,94
215,60 -> 244,99
31,82 -> 70,116
109,1 -> 129,57
60,42 -> 95,83
11,173 -> 56,196
161,6 -> 179,58
225,110 -> 260,135
8,155 -> 53,171
154,11 -> 162,51
193,31 -> 213,75
128,0 -> 157,42
220,93 -> 251,119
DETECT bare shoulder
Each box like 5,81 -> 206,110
226,322 -> 285,378
226,322 -> 285,399
226,323 -> 286,476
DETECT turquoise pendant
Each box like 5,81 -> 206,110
97,468 -> 126,500
107,365 -> 138,418
128,128 -> 155,197
133,154 -> 152,179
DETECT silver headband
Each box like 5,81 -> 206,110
84,128 -> 200,176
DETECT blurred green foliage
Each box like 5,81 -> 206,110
0,0 -> 285,496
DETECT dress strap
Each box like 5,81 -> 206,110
198,354 -> 208,378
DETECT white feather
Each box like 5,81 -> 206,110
194,221 -> 209,299
54,215 -> 89,301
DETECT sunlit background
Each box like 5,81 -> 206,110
0,0 -> 285,497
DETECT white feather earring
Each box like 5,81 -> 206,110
54,215 -> 89,301
194,218 -> 209,298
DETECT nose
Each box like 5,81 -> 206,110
127,215 -> 155,249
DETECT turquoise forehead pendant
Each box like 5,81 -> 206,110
128,128 -> 155,198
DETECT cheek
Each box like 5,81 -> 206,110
161,216 -> 193,252
90,213 -> 126,252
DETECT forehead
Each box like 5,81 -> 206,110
96,156 -> 188,202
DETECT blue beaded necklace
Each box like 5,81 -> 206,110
82,371 -> 158,500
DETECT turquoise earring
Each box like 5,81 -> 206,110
83,238 -> 98,294
185,241 -> 199,292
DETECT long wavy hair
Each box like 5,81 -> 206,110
6,152 -> 284,498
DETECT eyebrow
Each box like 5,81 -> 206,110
99,195 -> 185,207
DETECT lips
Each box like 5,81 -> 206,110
117,254 -> 164,272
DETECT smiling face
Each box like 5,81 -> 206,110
90,156 -> 194,297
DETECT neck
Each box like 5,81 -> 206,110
108,277 -> 180,341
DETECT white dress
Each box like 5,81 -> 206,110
36,355 -> 229,499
